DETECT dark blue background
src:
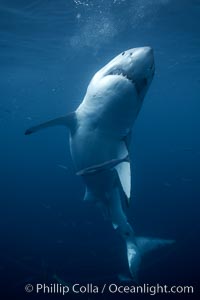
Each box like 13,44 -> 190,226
0,0 -> 199,298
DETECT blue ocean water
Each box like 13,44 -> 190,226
0,0 -> 200,298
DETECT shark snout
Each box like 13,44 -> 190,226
125,46 -> 153,58
125,47 -> 155,96
140,46 -> 153,55
143,47 -> 154,69
121,47 -> 154,74
135,47 -> 154,65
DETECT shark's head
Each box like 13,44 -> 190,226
77,47 -> 155,134
88,47 -> 155,101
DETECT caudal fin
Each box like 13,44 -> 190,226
126,237 -> 175,282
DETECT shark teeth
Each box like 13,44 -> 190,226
109,70 -> 134,85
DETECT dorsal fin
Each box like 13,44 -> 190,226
25,112 -> 77,135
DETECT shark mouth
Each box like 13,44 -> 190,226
109,69 -> 135,85
109,69 -> 148,95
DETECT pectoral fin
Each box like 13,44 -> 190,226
115,161 -> 131,205
25,112 -> 77,135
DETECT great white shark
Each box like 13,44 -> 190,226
25,47 -> 173,281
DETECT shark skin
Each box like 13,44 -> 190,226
25,47 -> 174,281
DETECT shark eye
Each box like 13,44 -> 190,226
122,52 -> 125,56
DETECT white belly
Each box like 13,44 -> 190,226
70,125 -> 128,172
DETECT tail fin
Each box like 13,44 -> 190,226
136,236 -> 175,255
103,175 -> 175,282
126,237 -> 175,281
25,112 -> 77,135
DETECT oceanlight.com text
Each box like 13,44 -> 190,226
25,283 -> 194,296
